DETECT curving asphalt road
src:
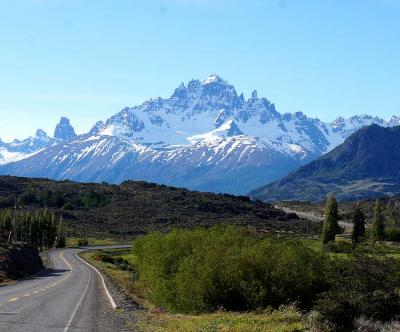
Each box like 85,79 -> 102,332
276,205 -> 354,230
0,247 -> 131,332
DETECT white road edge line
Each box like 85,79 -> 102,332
63,271 -> 91,332
75,253 -> 118,310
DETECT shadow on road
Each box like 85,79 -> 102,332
20,267 -> 70,283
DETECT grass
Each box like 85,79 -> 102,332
81,250 -> 305,332
133,307 -> 304,332
67,237 -> 121,247
300,237 -> 324,252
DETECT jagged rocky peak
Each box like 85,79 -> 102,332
202,74 -> 226,85
89,120 -> 105,135
54,117 -> 77,141
389,115 -> 400,126
35,129 -> 48,138
33,129 -> 51,145
224,119 -> 244,136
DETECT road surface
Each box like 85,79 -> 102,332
0,247 -> 131,332
277,206 -> 354,230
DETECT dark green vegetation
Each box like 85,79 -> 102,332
0,209 -> 66,249
0,239 -> 43,284
89,226 -> 400,332
251,124 -> 400,202
0,176 -> 306,241
351,204 -> 366,243
314,252 -> 400,331
371,199 -> 385,241
322,194 -> 340,244
132,226 -> 325,313
84,249 -> 305,332
278,196 -> 400,243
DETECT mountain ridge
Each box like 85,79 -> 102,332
250,124 -> 400,202
1,75 -> 399,194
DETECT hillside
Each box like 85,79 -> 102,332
0,176 -> 306,241
251,124 -> 400,202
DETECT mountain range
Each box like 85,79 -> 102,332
1,75 -> 399,194
251,124 -> 400,202
0,117 -> 76,165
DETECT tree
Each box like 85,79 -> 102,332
372,200 -> 385,241
385,199 -> 399,227
56,217 -> 66,248
351,203 -> 365,243
322,194 -> 340,244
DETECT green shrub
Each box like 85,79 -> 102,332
79,190 -> 110,208
93,253 -> 114,264
61,202 -> 75,211
0,196 -> 14,208
77,238 -> 89,246
132,226 -> 326,314
384,227 -> 400,242
315,254 -> 400,331
18,191 -> 37,205
323,240 -> 353,254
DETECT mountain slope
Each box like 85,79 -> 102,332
1,75 -> 399,194
0,117 -> 77,165
251,124 -> 400,202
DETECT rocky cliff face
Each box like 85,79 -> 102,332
54,117 -> 77,141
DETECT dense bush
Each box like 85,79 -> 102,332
323,240 -> 353,254
384,227 -> 400,242
130,226 -> 400,330
18,191 -> 38,205
94,252 -> 115,263
315,254 -> 400,331
18,189 -> 111,210
77,238 -> 89,246
0,196 -> 14,208
132,226 -> 326,313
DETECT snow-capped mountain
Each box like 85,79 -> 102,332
0,118 -> 77,165
54,117 -> 77,141
0,75 -> 399,194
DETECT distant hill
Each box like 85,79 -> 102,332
251,124 -> 400,202
0,176 -> 306,240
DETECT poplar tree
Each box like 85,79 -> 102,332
372,199 -> 385,241
351,203 -> 365,243
56,217 -> 66,248
322,194 -> 340,244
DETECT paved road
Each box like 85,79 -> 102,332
277,206 -> 354,230
0,247 -> 130,332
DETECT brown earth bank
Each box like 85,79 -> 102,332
0,239 -> 43,285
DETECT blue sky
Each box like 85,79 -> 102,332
0,0 -> 399,141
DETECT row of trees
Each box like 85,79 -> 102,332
322,194 -> 389,244
0,209 -> 66,249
